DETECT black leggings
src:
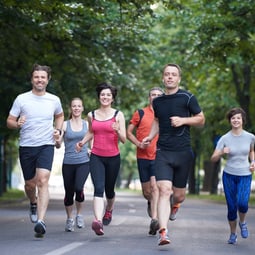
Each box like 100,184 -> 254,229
62,162 -> 90,206
90,153 -> 120,199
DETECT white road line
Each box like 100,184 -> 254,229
43,242 -> 84,255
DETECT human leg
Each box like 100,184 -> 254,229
157,180 -> 172,245
169,150 -> 194,221
141,181 -> 152,217
19,146 -> 38,222
90,154 -> 105,220
24,178 -> 38,223
222,172 -> 238,243
150,176 -> 159,219
90,154 -> 105,235
62,164 -> 75,231
24,179 -> 37,204
170,187 -> 185,221
148,176 -> 160,235
137,159 -> 155,218
74,162 -> 90,228
103,155 -> 120,225
237,175 -> 252,238
137,159 -> 159,234
35,168 -> 51,221
157,180 -> 172,230
33,145 -> 54,236
65,205 -> 75,232
33,168 -> 50,236
62,164 -> 75,218
153,150 -> 174,245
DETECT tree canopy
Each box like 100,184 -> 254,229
1,0 -> 255,194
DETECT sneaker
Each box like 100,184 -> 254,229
76,215 -> 84,228
34,220 -> 46,236
103,210 -> 112,225
91,220 -> 104,236
29,203 -> 38,223
148,219 -> 159,235
158,228 -> 170,245
65,218 -> 74,232
239,222 -> 249,238
169,195 -> 180,221
228,233 -> 237,244
147,201 -> 152,218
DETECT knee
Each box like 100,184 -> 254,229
151,182 -> 159,194
158,185 -> 171,197
174,193 -> 185,204
228,211 -> 237,221
238,203 -> 248,214
25,180 -> 36,191
105,190 -> 115,199
75,190 -> 85,203
142,189 -> 151,200
36,173 -> 50,188
64,196 -> 74,206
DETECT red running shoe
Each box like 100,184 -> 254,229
92,220 -> 104,236
103,210 -> 112,225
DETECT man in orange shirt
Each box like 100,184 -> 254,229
127,87 -> 163,235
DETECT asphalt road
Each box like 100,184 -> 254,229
0,190 -> 255,255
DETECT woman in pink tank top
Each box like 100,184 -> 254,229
76,82 -> 126,236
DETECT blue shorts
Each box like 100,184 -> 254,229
19,145 -> 54,180
137,159 -> 156,183
155,149 -> 194,188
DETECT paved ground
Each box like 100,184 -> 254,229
0,190 -> 255,255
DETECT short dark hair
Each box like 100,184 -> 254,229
226,107 -> 246,125
96,82 -> 117,100
162,63 -> 182,77
31,64 -> 51,79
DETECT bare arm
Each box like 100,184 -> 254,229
127,123 -> 142,148
142,117 -> 159,144
170,111 -> 205,128
114,111 -> 126,143
211,149 -> 223,162
211,146 -> 230,162
6,114 -> 23,129
53,112 -> 64,144
249,145 -> 255,172
76,114 -> 94,152
54,112 -> 64,130
54,120 -> 67,149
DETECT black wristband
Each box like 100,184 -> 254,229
57,129 -> 62,136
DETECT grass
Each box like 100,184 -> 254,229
1,188 -> 255,207
188,193 -> 255,207
0,189 -> 25,202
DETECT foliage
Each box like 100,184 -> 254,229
1,0 -> 255,193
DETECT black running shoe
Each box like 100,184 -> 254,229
34,220 -> 46,237
148,219 -> 159,235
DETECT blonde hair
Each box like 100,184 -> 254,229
68,97 -> 83,119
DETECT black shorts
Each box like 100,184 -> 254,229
19,145 -> 54,180
137,159 -> 156,183
155,149 -> 194,188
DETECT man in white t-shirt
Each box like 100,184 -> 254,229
7,64 -> 64,237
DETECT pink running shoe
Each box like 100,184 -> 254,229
92,220 -> 104,236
